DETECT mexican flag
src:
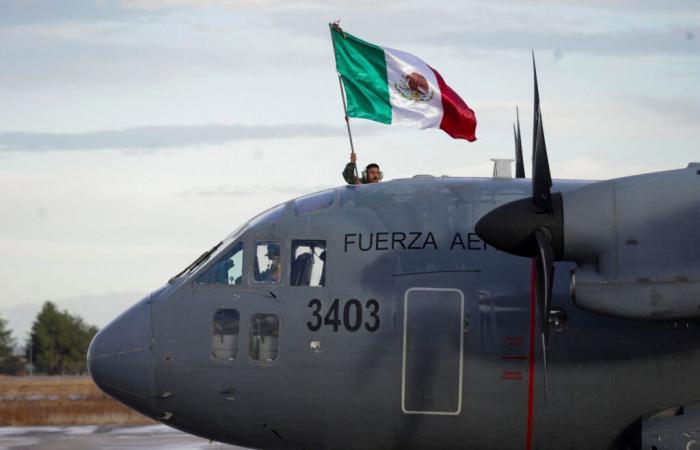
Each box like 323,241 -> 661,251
330,25 -> 477,142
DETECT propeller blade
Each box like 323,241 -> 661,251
534,228 -> 554,339
534,227 -> 555,399
514,106 -> 525,178
531,53 -> 553,213
531,52 -> 539,167
476,55 -> 563,402
540,331 -> 549,400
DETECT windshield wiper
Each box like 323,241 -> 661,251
169,241 -> 223,283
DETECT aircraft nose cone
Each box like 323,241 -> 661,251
475,195 -> 563,258
87,296 -> 156,417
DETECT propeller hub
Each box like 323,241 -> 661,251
475,193 -> 564,259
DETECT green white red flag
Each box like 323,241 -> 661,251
331,25 -> 477,142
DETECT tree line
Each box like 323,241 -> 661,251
0,301 -> 98,375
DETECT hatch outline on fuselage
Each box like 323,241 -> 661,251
401,286 -> 465,416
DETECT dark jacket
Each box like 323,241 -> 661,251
342,162 -> 359,185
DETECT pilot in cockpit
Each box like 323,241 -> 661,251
342,152 -> 383,185
258,244 -> 281,284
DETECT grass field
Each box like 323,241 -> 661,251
0,376 -> 156,426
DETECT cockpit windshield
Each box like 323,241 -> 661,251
169,202 -> 287,283
170,225 -> 245,283
196,242 -> 244,285
169,241 -> 223,283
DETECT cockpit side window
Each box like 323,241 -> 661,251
212,308 -> 239,360
254,242 -> 281,284
196,242 -> 244,285
249,314 -> 279,362
290,240 -> 326,287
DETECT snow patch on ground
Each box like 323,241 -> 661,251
0,425 -> 243,449
107,424 -> 174,435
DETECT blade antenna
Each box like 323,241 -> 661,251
514,106 -> 525,178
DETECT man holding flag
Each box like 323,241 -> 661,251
342,152 -> 382,185
330,22 -> 477,169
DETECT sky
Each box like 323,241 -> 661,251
1,0 -> 699,341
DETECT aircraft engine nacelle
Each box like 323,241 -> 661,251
563,164 -> 700,320
477,164 -> 700,320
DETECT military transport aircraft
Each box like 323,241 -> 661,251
88,59 -> 700,450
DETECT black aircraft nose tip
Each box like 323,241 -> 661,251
88,297 -> 156,417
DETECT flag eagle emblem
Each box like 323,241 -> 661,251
395,72 -> 434,102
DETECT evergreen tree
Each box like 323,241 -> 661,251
0,315 -> 15,358
0,314 -> 23,375
27,301 -> 99,375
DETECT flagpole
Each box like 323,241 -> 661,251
329,22 -> 359,181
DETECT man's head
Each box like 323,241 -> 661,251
266,244 -> 280,264
365,163 -> 382,183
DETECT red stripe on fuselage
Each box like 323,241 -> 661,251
501,355 -> 528,360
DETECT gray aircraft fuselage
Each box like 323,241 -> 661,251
88,168 -> 700,450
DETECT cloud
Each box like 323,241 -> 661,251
429,26 -> 700,57
236,2 -> 700,59
118,0 -> 700,16
627,96 -> 700,126
0,123 -> 349,152
0,5 -> 331,92
524,0 -> 700,15
0,0 -> 145,27
180,183 -> 333,197
119,0 -> 406,11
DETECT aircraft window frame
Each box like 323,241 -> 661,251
253,241 -> 282,285
294,189 -> 335,215
290,240 -> 327,287
211,308 -> 240,361
195,242 -> 244,286
249,313 -> 279,362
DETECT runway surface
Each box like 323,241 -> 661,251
0,425 -> 247,450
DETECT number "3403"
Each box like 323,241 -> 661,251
307,298 -> 380,333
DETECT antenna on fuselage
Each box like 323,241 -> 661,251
514,106 -> 525,178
